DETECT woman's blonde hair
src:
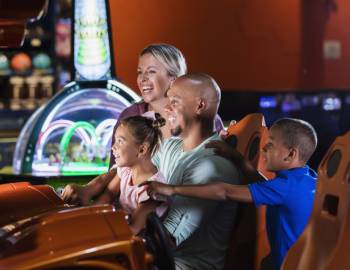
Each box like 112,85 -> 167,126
140,43 -> 187,77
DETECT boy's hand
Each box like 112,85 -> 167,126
139,181 -> 175,198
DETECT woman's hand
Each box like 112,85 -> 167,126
218,120 -> 236,139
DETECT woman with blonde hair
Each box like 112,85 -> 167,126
109,43 -> 224,167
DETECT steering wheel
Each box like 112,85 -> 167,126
143,212 -> 175,270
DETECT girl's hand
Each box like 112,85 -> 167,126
61,184 -> 89,205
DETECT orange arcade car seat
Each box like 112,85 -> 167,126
0,205 -> 153,270
0,182 -> 65,227
0,187 -> 173,269
224,113 -> 273,270
282,131 -> 350,270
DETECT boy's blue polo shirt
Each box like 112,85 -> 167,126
248,166 -> 317,269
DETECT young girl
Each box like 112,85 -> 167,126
61,113 -> 166,233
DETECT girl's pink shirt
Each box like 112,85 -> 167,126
118,166 -> 167,216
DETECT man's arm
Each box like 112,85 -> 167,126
143,181 -> 252,203
205,140 -> 266,183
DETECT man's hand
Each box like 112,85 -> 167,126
139,181 -> 175,198
61,184 -> 89,206
206,139 -> 245,162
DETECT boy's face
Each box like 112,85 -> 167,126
261,127 -> 292,172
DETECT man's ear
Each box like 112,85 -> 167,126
196,98 -> 207,115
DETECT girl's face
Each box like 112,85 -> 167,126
112,124 -> 140,167
137,53 -> 175,104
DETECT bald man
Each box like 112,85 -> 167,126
153,73 -> 242,269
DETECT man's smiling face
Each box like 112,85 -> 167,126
164,79 -> 198,137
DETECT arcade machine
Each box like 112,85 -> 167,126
4,0 -> 140,187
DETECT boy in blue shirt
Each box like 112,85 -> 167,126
142,118 -> 318,270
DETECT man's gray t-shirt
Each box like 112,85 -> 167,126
154,134 -> 242,270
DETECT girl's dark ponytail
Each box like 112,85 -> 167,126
120,113 -> 166,156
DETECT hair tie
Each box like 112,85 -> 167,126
152,113 -> 166,128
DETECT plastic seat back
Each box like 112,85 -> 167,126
224,113 -> 272,270
0,182 -> 65,226
282,131 -> 350,270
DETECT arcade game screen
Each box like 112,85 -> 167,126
14,88 -> 131,176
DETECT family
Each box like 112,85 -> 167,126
62,44 -> 317,270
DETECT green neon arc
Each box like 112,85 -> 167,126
59,121 -> 101,164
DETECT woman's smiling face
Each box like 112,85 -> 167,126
137,53 -> 174,104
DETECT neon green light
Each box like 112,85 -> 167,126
59,121 -> 100,164
61,162 -> 108,175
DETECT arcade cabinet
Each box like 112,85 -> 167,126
5,0 -> 140,187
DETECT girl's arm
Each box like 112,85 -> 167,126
142,181 -> 253,203
62,169 -> 118,205
93,173 -> 121,205
85,169 -> 118,197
